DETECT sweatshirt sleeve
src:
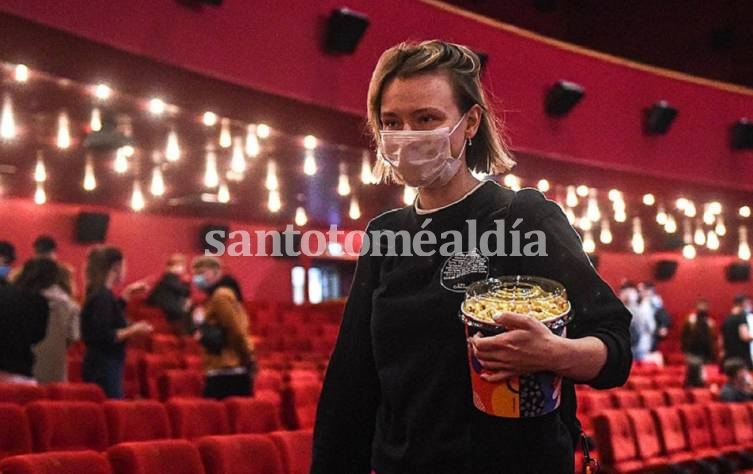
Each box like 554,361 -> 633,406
512,189 -> 632,389
311,226 -> 381,474
81,292 -> 118,347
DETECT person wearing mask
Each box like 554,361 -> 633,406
80,246 -> 153,398
722,294 -> 753,369
621,281 -> 655,362
191,256 -> 254,399
0,258 -> 50,383
312,40 -> 631,474
719,358 -> 753,402
146,254 -> 191,335
0,241 -> 16,287
681,299 -> 718,364
639,281 -> 671,353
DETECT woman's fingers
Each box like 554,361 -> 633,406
481,370 -> 516,383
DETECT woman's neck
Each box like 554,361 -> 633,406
416,168 -> 480,210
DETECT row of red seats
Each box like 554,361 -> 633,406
0,431 -> 312,474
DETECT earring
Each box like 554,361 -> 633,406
467,137 -> 472,147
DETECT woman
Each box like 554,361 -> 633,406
681,299 -> 718,364
312,40 -> 631,473
80,246 -> 152,398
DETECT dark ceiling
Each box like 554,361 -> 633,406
446,0 -> 753,89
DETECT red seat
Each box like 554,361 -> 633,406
729,403 -> 753,449
652,406 -> 697,463
704,403 -> 744,455
638,390 -> 666,408
268,430 -> 313,474
224,397 -> 281,434
592,409 -> 644,473
677,404 -> 717,458
628,376 -> 655,391
107,439 -> 205,474
663,388 -> 690,406
44,383 -> 106,403
255,389 -> 282,410
0,451 -> 112,474
150,334 -> 183,354
283,381 -> 322,430
0,384 -> 45,406
654,375 -> 684,389
138,354 -> 184,399
577,392 -> 614,431
166,398 -> 229,439
25,401 -> 108,452
196,434 -> 284,474
625,408 -> 667,467
611,390 -> 641,409
158,370 -> 204,401
688,388 -> 713,404
255,370 -> 283,393
104,400 -> 171,444
0,403 -> 31,459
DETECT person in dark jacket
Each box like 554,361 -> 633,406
719,358 -> 753,402
721,294 -> 753,369
681,299 -> 718,364
146,254 -> 191,335
311,40 -> 632,474
0,240 -> 16,287
80,246 -> 153,398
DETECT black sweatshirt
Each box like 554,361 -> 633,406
80,289 -> 128,360
311,182 -> 632,474
0,286 -> 49,377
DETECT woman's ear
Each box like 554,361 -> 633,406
466,104 -> 483,140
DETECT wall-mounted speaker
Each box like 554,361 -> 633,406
731,119 -> 753,150
75,212 -> 109,243
545,80 -> 585,117
727,262 -> 751,282
200,224 -> 229,252
644,101 -> 678,135
324,8 -> 369,54
654,259 -> 678,281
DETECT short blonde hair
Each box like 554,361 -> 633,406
192,256 -> 221,272
367,40 -> 515,184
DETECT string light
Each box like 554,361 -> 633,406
202,111 -> 218,127
349,195 -> 362,220
34,182 -> 46,205
564,207 -> 576,226
14,64 -> 29,82
337,163 -> 351,196
90,108 -> 102,132
703,205 -> 716,226
537,179 -> 550,193
165,129 -> 180,162
708,201 -> 722,215
1,94 -> 17,140
268,189 -> 281,212
245,125 -> 260,157
203,146 -> 219,188
740,227 -> 751,260
566,186 -> 578,207
684,201 -> 697,218
114,147 -> 129,174
582,230 -> 596,253
361,152 -> 374,184
34,151 -> 46,183
578,212 -> 593,231
665,214 -> 677,233
150,166 -> 165,196
219,118 -> 232,148
631,217 -> 645,254
683,244 -> 697,259
600,219 -> 613,244
694,220 -> 706,246
122,145 -> 135,157
656,205 -> 668,225
295,207 -> 308,226
403,186 -> 417,206
94,84 -> 112,100
586,189 -> 600,221
741,206 -> 752,218
676,197 -> 689,210
576,185 -> 589,198
217,181 -> 230,203
715,216 -> 727,236
303,135 -> 317,150
256,123 -> 271,138
614,208 -> 627,223
83,155 -> 96,191
230,137 -> 246,174
642,193 -> 655,206
148,98 -> 166,115
56,111 -> 71,149
503,174 -> 521,191
265,160 -> 279,191
130,180 -> 145,211
301,150 -> 317,176
706,230 -> 720,251
608,189 -> 621,201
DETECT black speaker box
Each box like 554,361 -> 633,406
75,212 -> 109,243
545,81 -> 585,117
727,262 -> 751,282
324,8 -> 369,54
654,259 -> 678,281
644,101 -> 678,135
200,224 -> 229,252
731,119 -> 753,150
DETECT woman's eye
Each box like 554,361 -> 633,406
382,120 -> 399,129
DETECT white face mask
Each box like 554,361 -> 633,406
378,115 -> 467,188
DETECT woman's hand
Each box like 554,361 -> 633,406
122,281 -> 148,302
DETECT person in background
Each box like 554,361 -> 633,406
684,355 -> 707,388
81,246 -> 153,398
721,294 -> 753,369
0,258 -> 50,383
621,281 -> 654,362
191,256 -> 254,399
639,281 -> 671,353
32,260 -> 81,383
146,254 -> 191,335
32,235 -> 77,298
719,358 -> 753,402
681,299 -> 718,364
0,240 -> 16,287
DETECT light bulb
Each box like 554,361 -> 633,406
578,214 -> 592,231
202,111 -> 218,127
665,214 -> 677,233
114,147 -> 129,174
295,207 -> 308,226
150,166 -> 165,196
165,129 -> 180,162
1,94 -> 17,140
265,160 -> 279,191
537,179 -> 550,193
403,186 -> 417,206
268,189 -> 281,212
706,230 -> 719,251
642,193 -> 655,206
703,208 -> 715,226
708,201 -> 722,215
303,135 -> 317,150
34,182 -> 46,205
14,64 -> 29,83
614,210 -> 627,223
586,192 -> 600,221
303,150 -> 317,176
566,186 -> 578,207
582,230 -> 596,253
230,137 -> 246,174
83,156 -> 96,191
576,185 -> 589,197
684,201 -> 696,217
503,174 -> 521,191
600,220 -> 613,244
34,152 -> 46,183
337,163 -> 351,196
349,195 -> 361,220
631,217 -> 644,254
656,205 -> 668,225
361,152 -> 373,184
683,244 -> 696,259
56,111 -> 71,149
130,180 -> 145,211
203,147 -> 219,188
694,222 -> 706,246
740,206 -> 752,218
148,98 -> 166,115
217,181 -> 230,203
94,84 -> 112,100
612,198 -> 626,213
676,197 -> 688,210
245,125 -> 260,157
122,145 -> 135,157
90,108 -> 102,132
219,118 -> 232,148
716,216 -> 727,236
608,189 -> 621,201
565,207 -> 576,225
256,123 -> 271,138
739,227 -> 751,261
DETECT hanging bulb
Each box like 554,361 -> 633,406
148,98 -> 166,115
361,152 -> 374,184
683,244 -> 697,259
706,230 -> 720,251
600,219 -> 613,244
349,195 -> 361,220
337,163 -> 351,196
739,227 -> 751,260
83,155 -> 96,191
716,216 -> 726,236
114,147 -> 129,174
1,94 -> 17,140
217,181 -> 230,203
708,202 -> 722,215
608,189 -> 621,201
256,123 -> 271,138
537,179 -> 550,193
219,118 -> 232,148
303,150 -> 317,176
230,137 -> 246,174
740,206 -> 751,218
665,214 -> 677,233
203,146 -> 219,188
165,129 -> 180,162
265,160 -> 279,191
564,207 -> 576,225
684,201 -> 696,218
576,185 -> 589,198
582,230 -> 596,253
14,64 -> 29,83
614,210 -> 627,223
703,207 -> 715,226
245,125 -> 260,157
34,182 -> 46,205
295,207 -> 308,226
202,112 -> 218,127
268,189 -> 281,212
150,166 -> 165,196
56,111 -> 71,149
303,135 -> 317,150
93,84 -> 112,100
34,151 -> 46,183
566,186 -> 578,208
90,108 -> 102,132
642,193 -> 655,206
631,217 -> 645,254
578,212 -> 592,231
586,189 -> 600,221
694,221 -> 706,246
676,197 -> 689,210
656,205 -> 668,225
503,174 -> 521,191
130,180 -> 145,211
403,186 -> 417,206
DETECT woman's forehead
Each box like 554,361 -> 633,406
380,73 -> 455,113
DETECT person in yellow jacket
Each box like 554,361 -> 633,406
191,256 -> 255,399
